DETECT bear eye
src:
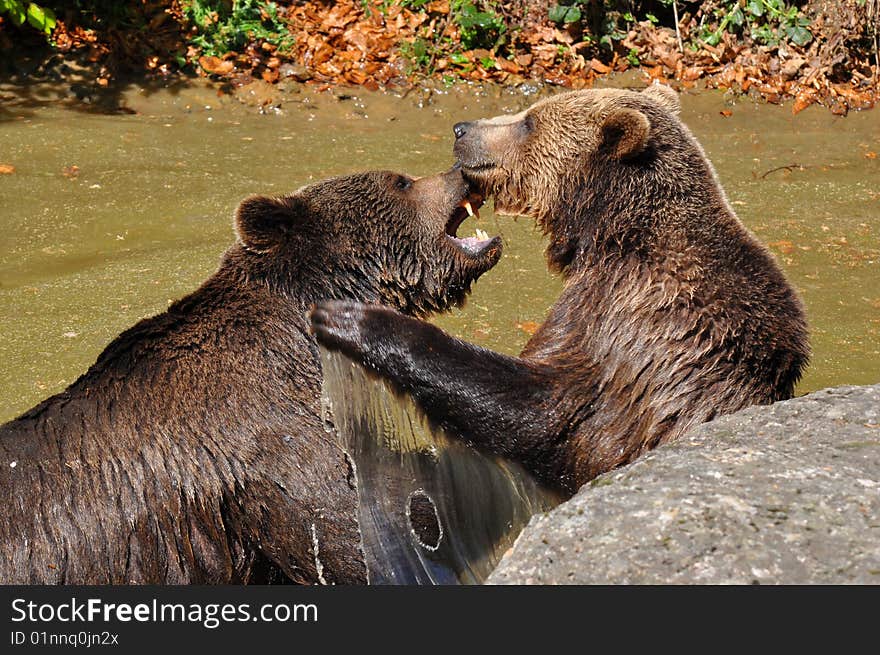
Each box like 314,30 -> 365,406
522,114 -> 535,134
395,176 -> 412,191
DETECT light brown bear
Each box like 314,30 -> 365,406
312,85 -> 810,494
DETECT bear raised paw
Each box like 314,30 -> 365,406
312,85 -> 810,493
0,168 -> 500,584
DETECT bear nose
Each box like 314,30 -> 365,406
453,122 -> 471,139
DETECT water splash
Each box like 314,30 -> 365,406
320,348 -> 561,584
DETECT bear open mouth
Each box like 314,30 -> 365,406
445,191 -> 498,257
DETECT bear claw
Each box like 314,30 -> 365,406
310,301 -> 368,359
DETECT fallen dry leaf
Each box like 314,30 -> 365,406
792,89 -> 817,115
0,164 -> 15,174
768,240 -> 795,255
35,0 -> 880,117
62,165 -> 80,179
720,109 -> 733,117
589,58 -> 611,74
865,152 -> 877,159
516,320 -> 541,335
681,66 -> 703,81
198,55 -> 234,75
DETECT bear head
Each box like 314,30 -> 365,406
231,168 -> 501,315
452,84 -> 690,270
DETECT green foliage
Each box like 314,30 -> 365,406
700,0 -> 813,47
479,54 -> 498,69
397,0 -> 507,74
367,0 -> 429,14
0,0 -> 56,36
452,0 -> 506,50
626,46 -> 640,66
547,1 -> 632,51
182,0 -> 293,57
399,36 -> 432,71
395,0 -> 506,50
548,0 -> 813,52
549,3 -> 582,25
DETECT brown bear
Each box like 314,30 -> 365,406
0,167 -> 500,584
311,85 -> 810,494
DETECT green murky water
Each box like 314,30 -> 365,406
1,78 -> 878,422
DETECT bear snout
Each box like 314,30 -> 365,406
453,132 -> 484,171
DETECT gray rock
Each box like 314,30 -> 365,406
488,384 -> 880,584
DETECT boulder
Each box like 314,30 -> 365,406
488,384 -> 880,584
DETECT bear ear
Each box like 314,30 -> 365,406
642,82 -> 680,115
600,108 -> 651,160
234,195 -> 305,251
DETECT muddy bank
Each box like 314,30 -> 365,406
1,1 -> 877,115
488,383 -> 880,585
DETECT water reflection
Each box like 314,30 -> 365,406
321,349 -> 560,584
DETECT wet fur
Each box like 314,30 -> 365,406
312,88 -> 810,493
0,169 -> 500,583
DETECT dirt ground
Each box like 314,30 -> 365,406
1,1 -> 877,113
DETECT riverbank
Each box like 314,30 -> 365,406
1,1 -> 877,115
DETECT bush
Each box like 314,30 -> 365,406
0,0 -> 56,36
182,0 -> 293,58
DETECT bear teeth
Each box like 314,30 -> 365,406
459,199 -> 481,220
475,228 -> 488,240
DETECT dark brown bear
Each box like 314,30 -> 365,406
312,85 -> 810,494
0,168 -> 500,584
